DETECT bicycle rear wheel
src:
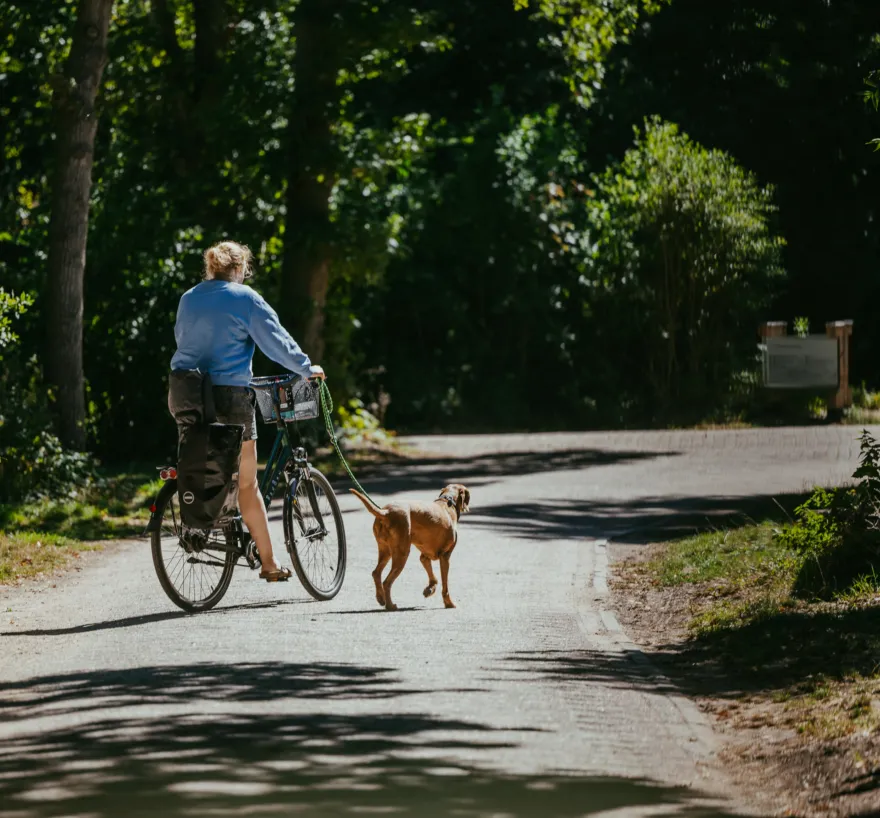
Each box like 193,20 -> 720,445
150,492 -> 237,612
284,468 -> 346,600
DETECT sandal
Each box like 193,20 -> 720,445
260,566 -> 292,582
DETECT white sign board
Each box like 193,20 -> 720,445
762,337 -> 838,389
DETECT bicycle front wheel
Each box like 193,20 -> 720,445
150,492 -> 237,612
284,468 -> 347,600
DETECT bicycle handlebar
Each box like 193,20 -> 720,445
249,373 -> 303,390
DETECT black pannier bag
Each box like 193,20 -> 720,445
176,422 -> 243,529
168,369 -> 243,529
168,369 -> 217,426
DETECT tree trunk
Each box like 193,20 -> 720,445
280,0 -> 342,363
45,0 -> 114,450
151,0 -> 226,183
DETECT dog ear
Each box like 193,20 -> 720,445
460,486 -> 470,514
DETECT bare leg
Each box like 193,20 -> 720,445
373,547 -> 391,607
420,554 -> 438,597
382,545 -> 411,612
439,553 -> 455,608
238,440 -> 282,572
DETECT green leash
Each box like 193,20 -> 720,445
317,379 -> 379,507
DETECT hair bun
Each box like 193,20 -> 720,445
203,241 -> 252,282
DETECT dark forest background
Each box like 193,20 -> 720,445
2,0 -> 880,500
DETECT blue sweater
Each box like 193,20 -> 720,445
170,280 -> 313,386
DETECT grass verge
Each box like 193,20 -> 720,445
0,444 -> 409,586
615,521 -> 880,815
0,469 -> 162,585
630,522 -> 880,736
0,531 -> 101,584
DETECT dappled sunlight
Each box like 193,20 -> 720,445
468,491 -> 813,542
0,662 -> 738,818
345,447 -> 676,495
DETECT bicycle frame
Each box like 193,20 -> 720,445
259,427 -> 292,506
146,385 -> 329,545
262,423 -> 330,543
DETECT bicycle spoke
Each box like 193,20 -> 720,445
155,498 -> 234,606
290,475 -> 341,593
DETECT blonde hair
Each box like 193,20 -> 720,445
203,241 -> 253,282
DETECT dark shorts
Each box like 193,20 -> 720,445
212,386 -> 258,442
168,382 -> 258,442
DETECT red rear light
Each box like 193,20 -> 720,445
150,504 -> 157,513
168,468 -> 177,479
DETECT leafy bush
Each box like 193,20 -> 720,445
0,292 -> 96,503
852,383 -> 880,411
336,399 -> 396,449
578,118 -> 785,422
0,289 -> 32,349
777,430 -> 880,598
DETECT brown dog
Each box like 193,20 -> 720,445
350,484 -> 471,611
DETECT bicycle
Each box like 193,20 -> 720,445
146,374 -> 347,613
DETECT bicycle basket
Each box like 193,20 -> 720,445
251,376 -> 321,424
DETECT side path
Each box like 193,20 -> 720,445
1,427 -> 872,817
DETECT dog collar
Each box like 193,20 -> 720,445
438,493 -> 457,509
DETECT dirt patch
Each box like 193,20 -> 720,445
610,542 -> 880,818
0,532 -> 103,586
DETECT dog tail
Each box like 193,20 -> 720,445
349,489 -> 387,517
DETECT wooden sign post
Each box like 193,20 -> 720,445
825,320 -> 853,415
759,320 -> 853,419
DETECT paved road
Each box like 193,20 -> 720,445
2,426 -> 876,818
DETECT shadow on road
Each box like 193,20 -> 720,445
334,446 -> 677,495
505,606 -> 880,702
469,491 -> 813,542
1,598 -> 312,638
499,649 -> 682,695
0,662 -> 738,818
0,663 -> 417,724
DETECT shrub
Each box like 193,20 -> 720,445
777,430 -> 880,598
0,291 -> 96,503
579,117 -> 786,422
336,399 -> 395,449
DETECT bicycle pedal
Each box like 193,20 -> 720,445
244,540 -> 261,570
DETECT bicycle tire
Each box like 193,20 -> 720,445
150,493 -> 237,613
284,467 -> 347,600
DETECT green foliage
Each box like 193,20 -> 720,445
336,399 -> 396,448
515,0 -> 669,105
836,568 -> 880,604
0,290 -> 33,351
0,288 -> 95,502
775,488 -> 840,556
793,316 -> 810,338
0,530 -> 93,585
590,0 -> 880,394
0,470 -> 157,540
866,68 -> 880,150
9,0 -> 880,467
777,430 -> 880,598
0,356 -> 97,502
853,383 -> 880,411
579,118 -> 785,421
651,521 -> 798,592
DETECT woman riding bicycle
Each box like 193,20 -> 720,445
168,240 -> 325,583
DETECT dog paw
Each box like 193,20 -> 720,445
376,594 -> 386,607
385,603 -> 399,612
423,584 -> 437,598
443,599 -> 456,609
